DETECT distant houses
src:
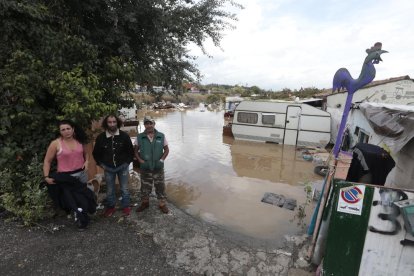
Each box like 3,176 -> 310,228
133,85 -> 165,93
182,82 -> 212,94
132,83 -> 211,94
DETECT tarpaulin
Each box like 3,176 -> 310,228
359,102 -> 414,153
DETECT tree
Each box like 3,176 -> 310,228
206,94 -> 220,104
232,85 -> 246,95
249,85 -> 262,95
0,0 -> 240,223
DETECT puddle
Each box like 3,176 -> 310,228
129,109 -> 323,242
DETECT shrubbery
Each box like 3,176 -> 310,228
0,157 -> 51,225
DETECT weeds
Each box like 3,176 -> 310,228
291,181 -> 313,229
0,156 -> 51,225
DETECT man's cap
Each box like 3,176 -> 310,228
143,116 -> 155,123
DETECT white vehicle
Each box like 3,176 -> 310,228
224,96 -> 244,116
232,100 -> 331,147
119,103 -> 139,126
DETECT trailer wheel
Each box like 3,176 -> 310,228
314,165 -> 329,176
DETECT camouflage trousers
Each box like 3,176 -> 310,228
140,169 -> 166,200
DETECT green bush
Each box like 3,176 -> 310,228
0,156 -> 51,225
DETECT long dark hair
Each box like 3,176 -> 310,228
101,114 -> 123,130
58,119 -> 88,144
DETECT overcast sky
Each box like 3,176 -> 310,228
190,0 -> 414,91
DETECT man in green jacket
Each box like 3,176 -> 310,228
135,116 -> 170,213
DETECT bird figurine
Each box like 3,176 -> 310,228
333,42 -> 388,95
331,42 -> 388,157
308,43 -> 388,247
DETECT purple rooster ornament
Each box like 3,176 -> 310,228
306,43 -> 389,238
332,42 -> 388,157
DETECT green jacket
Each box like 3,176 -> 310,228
137,130 -> 165,171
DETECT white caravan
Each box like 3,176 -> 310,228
232,100 -> 331,147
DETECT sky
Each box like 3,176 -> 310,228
190,0 -> 414,91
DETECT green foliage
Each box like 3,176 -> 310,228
48,65 -> 116,126
200,83 -> 324,99
291,181 -> 314,229
206,94 -> 221,104
269,87 -> 323,100
249,85 -> 262,94
0,157 -> 50,225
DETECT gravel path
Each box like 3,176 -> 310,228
0,198 -> 314,276
0,214 -> 187,276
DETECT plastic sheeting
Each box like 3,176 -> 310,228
385,139 -> 414,190
359,102 -> 414,153
326,107 -> 343,143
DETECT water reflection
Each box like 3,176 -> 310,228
229,140 -> 319,185
135,109 -> 322,242
165,180 -> 201,207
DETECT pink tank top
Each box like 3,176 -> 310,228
56,138 -> 85,172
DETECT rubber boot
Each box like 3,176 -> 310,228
158,199 -> 169,214
136,197 -> 150,212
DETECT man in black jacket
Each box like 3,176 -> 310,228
93,115 -> 134,217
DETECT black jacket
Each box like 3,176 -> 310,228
346,143 -> 395,185
92,130 -> 134,168
49,172 -> 96,214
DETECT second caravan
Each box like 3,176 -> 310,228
232,100 -> 331,147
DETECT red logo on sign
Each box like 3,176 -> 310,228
341,187 -> 363,204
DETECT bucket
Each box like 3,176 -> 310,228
394,199 -> 414,235
334,151 -> 353,180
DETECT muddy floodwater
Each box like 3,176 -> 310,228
134,108 -> 323,242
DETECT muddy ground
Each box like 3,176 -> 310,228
0,199 -> 315,276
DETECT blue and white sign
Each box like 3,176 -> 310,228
337,185 -> 366,215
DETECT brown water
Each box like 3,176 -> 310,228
136,108 -> 322,241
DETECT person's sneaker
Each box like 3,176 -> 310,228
159,204 -> 169,214
77,225 -> 87,232
136,201 -> 149,213
75,209 -> 89,231
103,207 -> 116,217
122,207 -> 131,216
77,217 -> 88,231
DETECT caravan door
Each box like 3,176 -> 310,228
284,106 -> 301,145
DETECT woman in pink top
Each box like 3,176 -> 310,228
43,120 -> 93,230
43,120 -> 89,184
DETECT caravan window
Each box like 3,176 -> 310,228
262,113 -> 275,125
237,112 -> 258,124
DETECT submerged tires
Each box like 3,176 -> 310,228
314,165 -> 329,176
